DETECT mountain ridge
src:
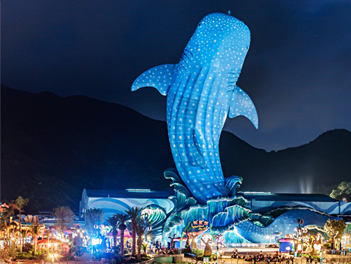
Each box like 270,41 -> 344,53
2,86 -> 351,213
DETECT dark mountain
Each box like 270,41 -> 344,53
2,86 -> 351,213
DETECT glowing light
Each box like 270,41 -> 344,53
92,238 -> 102,245
126,189 -> 151,193
50,253 -> 57,262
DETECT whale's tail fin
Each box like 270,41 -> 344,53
131,64 -> 176,96
229,86 -> 258,129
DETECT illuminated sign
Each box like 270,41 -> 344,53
191,220 -> 209,232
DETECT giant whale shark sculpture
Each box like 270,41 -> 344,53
132,13 -> 258,204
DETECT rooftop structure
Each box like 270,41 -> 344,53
79,188 -> 174,220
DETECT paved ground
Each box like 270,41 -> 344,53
221,247 -> 280,255
182,247 -> 351,264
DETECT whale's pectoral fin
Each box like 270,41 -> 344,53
186,129 -> 207,168
229,86 -> 259,129
131,64 -> 176,96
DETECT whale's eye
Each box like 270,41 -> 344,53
198,23 -> 201,27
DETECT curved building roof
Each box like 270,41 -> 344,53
237,191 -> 336,202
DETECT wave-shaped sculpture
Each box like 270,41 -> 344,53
141,204 -> 168,238
132,13 -> 258,204
235,210 -> 340,243
157,169 -> 340,244
160,168 -> 255,243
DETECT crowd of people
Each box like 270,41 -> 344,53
231,249 -> 318,264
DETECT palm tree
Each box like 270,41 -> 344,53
125,207 -> 143,256
20,226 -> 31,252
106,215 -> 118,248
9,197 -> 29,252
135,223 -> 147,261
43,226 -> 55,251
115,213 -> 129,258
24,215 -> 42,253
0,206 -> 15,242
28,223 -> 44,253
8,221 -> 20,247
10,197 -> 29,226
9,196 -> 29,252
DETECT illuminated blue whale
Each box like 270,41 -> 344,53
132,13 -> 258,204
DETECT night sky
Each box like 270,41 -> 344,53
3,1 -> 351,151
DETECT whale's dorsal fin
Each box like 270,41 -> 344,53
131,64 -> 176,96
229,86 -> 258,129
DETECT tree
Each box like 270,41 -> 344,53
135,223 -> 147,261
20,227 -> 31,254
115,213 -> 129,258
9,196 -> 29,252
85,208 -> 104,238
25,214 -> 42,253
182,222 -> 192,248
28,223 -> 44,253
125,207 -> 143,256
43,226 -> 55,251
0,238 -> 17,263
106,215 -> 119,248
9,196 -> 29,251
53,206 -> 75,233
0,206 -> 15,241
324,219 -> 346,249
9,196 -> 29,225
8,221 -> 20,248
9,197 -> 29,251
330,181 -> 351,201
